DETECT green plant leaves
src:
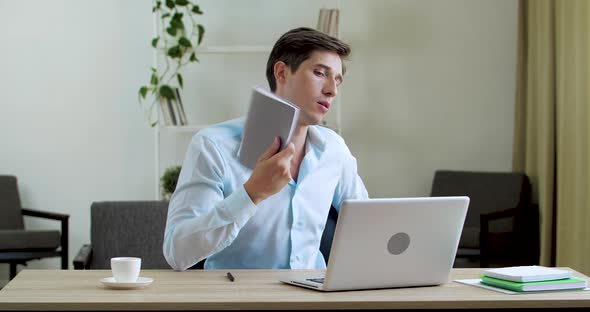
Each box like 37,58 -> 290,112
192,5 -> 202,14
166,26 -> 177,36
167,45 -> 181,58
177,73 -> 184,88
172,12 -> 183,21
178,36 -> 191,48
139,0 -> 206,127
139,86 -> 148,99
160,85 -> 175,100
189,52 -> 199,62
197,24 -> 205,44
161,165 -> 182,195
153,1 -> 162,12
170,18 -> 183,30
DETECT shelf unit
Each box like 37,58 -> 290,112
153,1 -> 342,199
196,46 -> 272,54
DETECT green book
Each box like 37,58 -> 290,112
480,275 -> 587,292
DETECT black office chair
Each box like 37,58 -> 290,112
319,205 -> 339,263
0,175 -> 69,279
430,170 -> 540,268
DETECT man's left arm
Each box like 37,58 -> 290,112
331,146 -> 369,212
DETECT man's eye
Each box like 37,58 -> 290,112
314,70 -> 325,77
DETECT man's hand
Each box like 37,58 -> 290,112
244,137 -> 295,205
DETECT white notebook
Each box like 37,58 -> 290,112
484,266 -> 572,283
238,86 -> 299,169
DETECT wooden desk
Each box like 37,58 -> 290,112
0,268 -> 589,310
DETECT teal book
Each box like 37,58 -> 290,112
480,275 -> 587,292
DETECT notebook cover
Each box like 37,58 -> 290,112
238,86 -> 299,169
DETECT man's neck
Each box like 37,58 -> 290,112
290,124 -> 309,153
288,124 -> 309,182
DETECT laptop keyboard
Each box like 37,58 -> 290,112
306,278 -> 325,284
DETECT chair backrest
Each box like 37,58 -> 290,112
90,201 -> 170,269
0,175 -> 25,230
430,170 -> 532,248
319,205 -> 338,263
89,201 -> 343,269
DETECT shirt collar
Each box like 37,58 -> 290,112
306,125 -> 327,152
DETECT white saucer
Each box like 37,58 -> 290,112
100,277 -> 154,289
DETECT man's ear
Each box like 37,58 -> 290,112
273,61 -> 289,86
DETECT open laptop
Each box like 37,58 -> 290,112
280,196 -> 469,291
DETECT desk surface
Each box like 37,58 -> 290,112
0,268 -> 589,310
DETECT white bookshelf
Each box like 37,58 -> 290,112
196,46 -> 272,54
153,0 -> 342,199
160,125 -> 208,133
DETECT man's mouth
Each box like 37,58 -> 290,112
317,101 -> 331,112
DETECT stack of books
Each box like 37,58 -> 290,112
160,88 -> 188,126
480,266 -> 587,292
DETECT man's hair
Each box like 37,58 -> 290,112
266,27 -> 351,92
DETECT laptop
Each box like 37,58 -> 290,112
280,196 -> 469,291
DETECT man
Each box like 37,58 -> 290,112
163,27 -> 368,271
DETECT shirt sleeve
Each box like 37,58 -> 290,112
163,134 -> 257,271
331,142 -> 369,212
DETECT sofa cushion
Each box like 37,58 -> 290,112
0,230 -> 60,250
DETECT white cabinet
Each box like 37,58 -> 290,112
154,0 -> 341,198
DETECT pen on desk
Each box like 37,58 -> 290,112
226,272 -> 235,282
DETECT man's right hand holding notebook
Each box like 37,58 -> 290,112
244,137 -> 295,205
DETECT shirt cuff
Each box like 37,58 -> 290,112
220,184 -> 257,228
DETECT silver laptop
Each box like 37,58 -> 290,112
280,196 -> 469,291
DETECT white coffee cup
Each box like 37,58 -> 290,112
111,257 -> 141,283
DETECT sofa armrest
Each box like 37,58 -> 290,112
73,244 -> 93,270
22,208 -> 69,220
22,208 -> 70,270
480,207 -> 518,224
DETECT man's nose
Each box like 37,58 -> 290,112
323,79 -> 337,97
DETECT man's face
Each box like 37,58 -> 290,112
276,51 -> 343,126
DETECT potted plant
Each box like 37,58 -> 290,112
160,165 -> 182,200
138,0 -> 206,127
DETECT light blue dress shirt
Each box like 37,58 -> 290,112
163,117 -> 368,271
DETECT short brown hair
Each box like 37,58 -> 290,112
266,27 -> 351,92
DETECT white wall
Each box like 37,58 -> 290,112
342,0 -> 517,197
0,0 -> 154,283
0,0 -> 517,283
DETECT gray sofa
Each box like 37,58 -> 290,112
73,201 -> 176,269
430,170 -> 540,268
73,201 -> 338,269
0,175 -> 69,279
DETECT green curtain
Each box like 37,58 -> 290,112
514,0 -> 590,274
